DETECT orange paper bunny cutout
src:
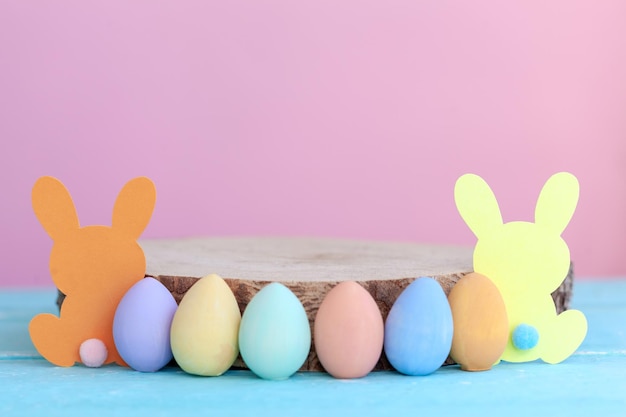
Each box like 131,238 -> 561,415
30,176 -> 156,367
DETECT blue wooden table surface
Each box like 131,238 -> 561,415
1,281 -> 625,417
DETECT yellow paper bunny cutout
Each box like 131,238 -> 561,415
454,172 -> 587,364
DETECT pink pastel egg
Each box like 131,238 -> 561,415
314,281 -> 384,379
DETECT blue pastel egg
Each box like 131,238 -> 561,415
113,278 -> 178,372
384,277 -> 453,376
239,283 -> 311,380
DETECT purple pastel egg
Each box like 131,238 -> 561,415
113,278 -> 178,372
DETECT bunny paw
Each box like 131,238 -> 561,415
29,313 -> 81,367
540,309 -> 588,364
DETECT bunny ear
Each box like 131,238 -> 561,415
535,172 -> 579,235
454,174 -> 503,239
32,176 -> 80,240
112,177 -> 156,239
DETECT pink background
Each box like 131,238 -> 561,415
1,1 -> 625,287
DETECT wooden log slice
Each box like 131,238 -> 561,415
135,236 -> 575,372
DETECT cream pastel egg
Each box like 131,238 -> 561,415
170,274 -> 241,376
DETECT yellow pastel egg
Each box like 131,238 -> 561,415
170,274 -> 241,376
448,272 -> 509,371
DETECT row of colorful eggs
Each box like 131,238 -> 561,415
108,272 -> 511,380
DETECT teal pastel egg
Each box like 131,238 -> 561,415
384,277 -> 453,376
239,283 -> 311,380
113,278 -> 178,372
